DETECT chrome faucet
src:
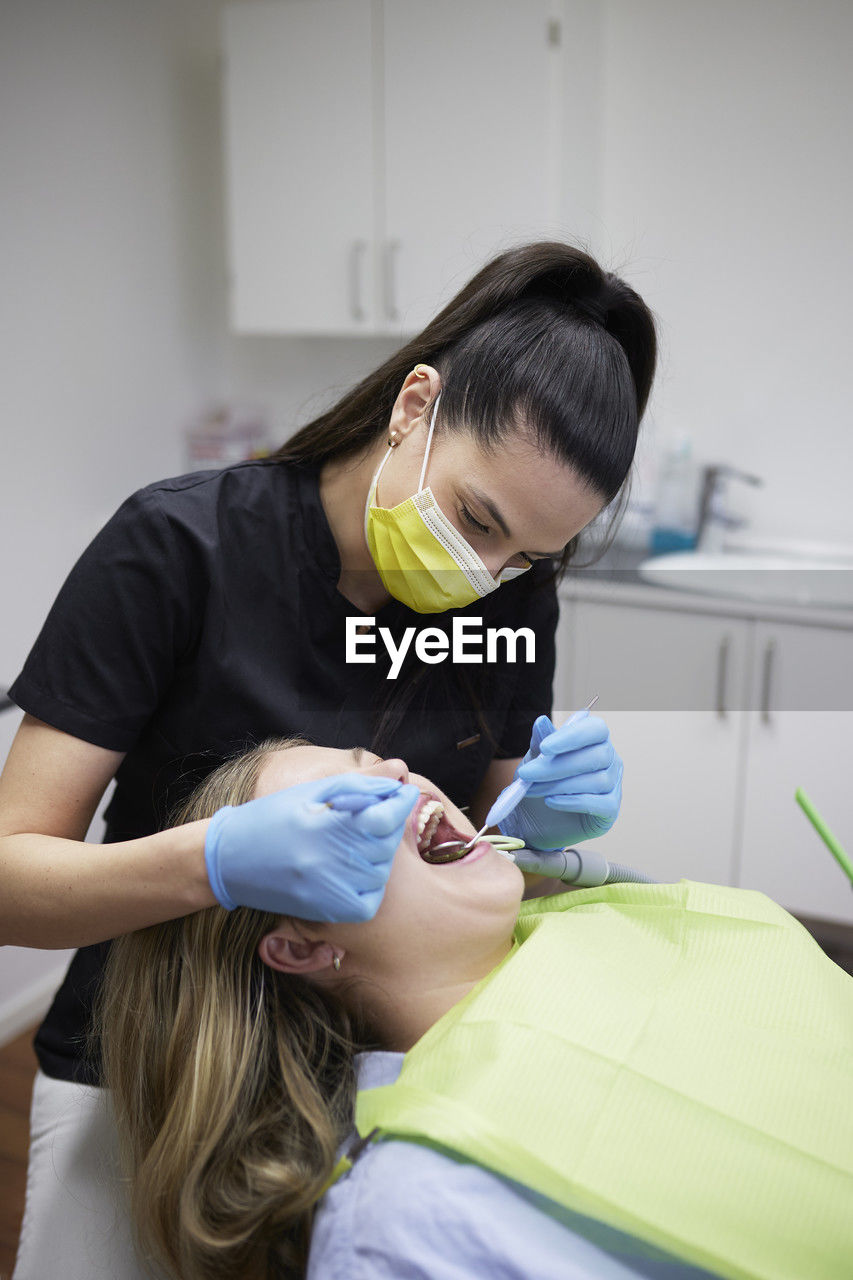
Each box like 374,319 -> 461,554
696,465 -> 763,552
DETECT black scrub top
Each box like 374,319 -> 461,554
9,458 -> 558,1084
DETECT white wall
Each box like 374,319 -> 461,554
597,0 -> 853,545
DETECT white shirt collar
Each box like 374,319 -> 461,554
354,1049 -> 405,1092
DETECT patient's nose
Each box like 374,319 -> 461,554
364,757 -> 410,785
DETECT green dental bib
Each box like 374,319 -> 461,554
355,880 -> 853,1279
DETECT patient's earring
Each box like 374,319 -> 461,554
332,954 -> 342,972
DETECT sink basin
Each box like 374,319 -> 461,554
638,550 -> 853,609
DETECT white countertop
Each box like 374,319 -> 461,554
559,571 -> 853,631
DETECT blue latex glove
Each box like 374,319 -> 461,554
499,712 -> 623,851
204,772 -> 420,922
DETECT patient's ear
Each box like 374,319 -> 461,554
258,922 -> 341,975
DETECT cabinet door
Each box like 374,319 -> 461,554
558,599 -> 750,887
738,621 -> 853,925
222,1 -> 377,333
382,0 -> 563,333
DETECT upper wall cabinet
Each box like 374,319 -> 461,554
222,0 -> 376,335
221,0 -> 595,335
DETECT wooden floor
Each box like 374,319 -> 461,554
1,918 -> 851,1276
0,1025 -> 37,1280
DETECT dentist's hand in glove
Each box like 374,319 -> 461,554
499,712 -> 623,851
204,772 -> 420,922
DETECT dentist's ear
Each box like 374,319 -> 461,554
388,364 -> 442,440
258,922 -> 343,976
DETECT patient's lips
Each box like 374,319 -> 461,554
413,793 -> 480,864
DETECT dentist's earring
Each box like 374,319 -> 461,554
414,364 -> 429,378
387,431 -> 400,448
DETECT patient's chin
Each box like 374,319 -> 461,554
522,875 -> 574,900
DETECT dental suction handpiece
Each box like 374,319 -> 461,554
463,695 -> 600,852
509,845 -> 658,887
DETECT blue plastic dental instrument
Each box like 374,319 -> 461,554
462,695 -> 599,852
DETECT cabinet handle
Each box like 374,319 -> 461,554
349,240 -> 367,321
715,635 -> 730,718
760,639 -> 776,724
384,239 -> 401,320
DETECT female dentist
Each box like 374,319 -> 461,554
2,240 -> 656,1278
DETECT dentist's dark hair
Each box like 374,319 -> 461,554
275,239 -> 657,522
274,240 -> 658,756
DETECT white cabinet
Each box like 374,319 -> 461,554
222,1 -> 377,334
381,0 -> 563,333
221,0 -> 589,335
557,594 -> 853,924
557,599 -> 751,887
738,621 -> 853,925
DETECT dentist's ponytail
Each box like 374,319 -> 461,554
275,239 -> 657,506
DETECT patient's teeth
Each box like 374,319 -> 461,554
416,800 -> 441,833
416,799 -> 444,852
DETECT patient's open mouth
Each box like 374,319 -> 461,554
415,796 -> 472,863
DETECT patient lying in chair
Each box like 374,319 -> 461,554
93,737 -> 853,1280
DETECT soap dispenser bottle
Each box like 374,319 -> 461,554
650,434 -> 699,554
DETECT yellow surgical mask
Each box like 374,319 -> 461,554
364,393 -> 531,614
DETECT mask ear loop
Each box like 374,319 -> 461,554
372,388 -> 442,499
416,391 -> 442,493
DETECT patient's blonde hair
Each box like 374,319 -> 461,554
92,737 -> 376,1280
